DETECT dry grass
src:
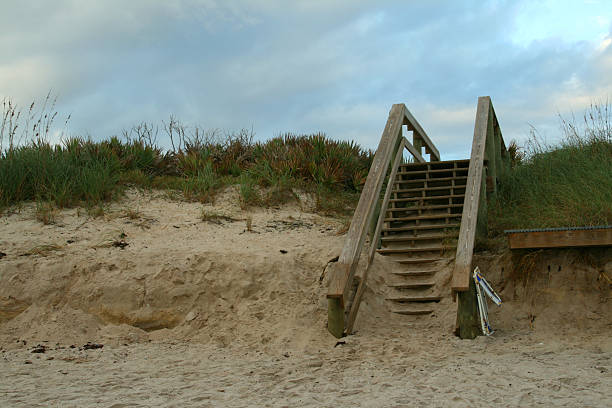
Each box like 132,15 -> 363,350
490,102 -> 612,231
20,244 -> 63,257
124,207 -> 142,220
87,205 -> 105,218
200,209 -> 238,224
35,201 -> 58,225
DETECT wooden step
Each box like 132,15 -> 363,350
382,223 -> 461,232
391,257 -> 451,264
380,233 -> 458,243
386,295 -> 442,302
392,185 -> 466,194
393,176 -> 468,184
387,203 -> 464,212
384,213 -> 462,222
388,194 -> 465,203
395,167 -> 469,176
391,308 -> 433,315
399,159 -> 470,170
389,282 -> 435,289
377,246 -> 454,254
391,270 -> 436,277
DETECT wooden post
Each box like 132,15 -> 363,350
413,135 -> 424,158
476,166 -> 488,241
328,298 -> 344,338
453,96 -> 507,339
456,272 -> 481,339
452,96 -> 490,292
403,108 -> 441,161
493,124 -> 502,186
327,105 -> 405,337
484,106 -> 497,194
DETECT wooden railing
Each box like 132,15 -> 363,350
452,96 -> 509,294
327,103 -> 439,338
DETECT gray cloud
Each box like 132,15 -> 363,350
1,0 -> 610,158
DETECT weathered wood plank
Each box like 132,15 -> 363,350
456,273 -> 481,339
367,138 -> 406,267
388,194 -> 465,203
403,136 -> 426,163
384,213 -> 462,222
347,140 -> 423,334
484,104 -> 497,193
507,228 -> 612,249
452,96 -> 491,292
493,122 -> 502,186
327,104 -> 405,304
403,107 -> 441,161
327,297 -> 344,338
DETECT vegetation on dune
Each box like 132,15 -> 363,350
490,102 -> 612,232
0,97 -> 373,216
2,94 -> 609,230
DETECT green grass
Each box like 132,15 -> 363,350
489,103 -> 612,232
0,103 -> 373,215
6,95 -> 607,231
0,140 -> 122,207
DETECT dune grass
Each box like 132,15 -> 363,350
3,95 -> 608,229
489,103 -> 612,232
0,100 -> 373,216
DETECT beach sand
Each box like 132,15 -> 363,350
1,188 -> 610,407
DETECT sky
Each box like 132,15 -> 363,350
1,0 -> 611,158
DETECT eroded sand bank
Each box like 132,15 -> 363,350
1,188 -> 610,407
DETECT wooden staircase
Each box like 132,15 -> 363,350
327,97 -> 508,338
378,159 -> 469,316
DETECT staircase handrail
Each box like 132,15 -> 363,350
452,96 -> 509,293
327,103 -> 439,338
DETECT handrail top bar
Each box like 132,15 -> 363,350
328,103 -> 406,302
452,95 -> 506,293
398,104 -> 441,162
327,103 -> 434,302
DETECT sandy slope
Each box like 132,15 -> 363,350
0,188 -> 610,407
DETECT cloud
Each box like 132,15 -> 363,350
0,0 -> 610,159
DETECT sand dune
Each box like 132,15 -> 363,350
1,188 -> 610,407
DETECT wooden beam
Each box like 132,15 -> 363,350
484,104 -> 497,194
328,104 -> 404,303
452,96 -> 490,292
348,140 -> 418,336
403,107 -> 441,161
404,136 -> 426,163
493,123 -> 502,186
507,228 -> 612,249
367,138 -> 407,268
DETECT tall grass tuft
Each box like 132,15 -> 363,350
490,102 -> 612,231
0,138 -> 122,208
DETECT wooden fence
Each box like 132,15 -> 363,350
326,103 -> 440,338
